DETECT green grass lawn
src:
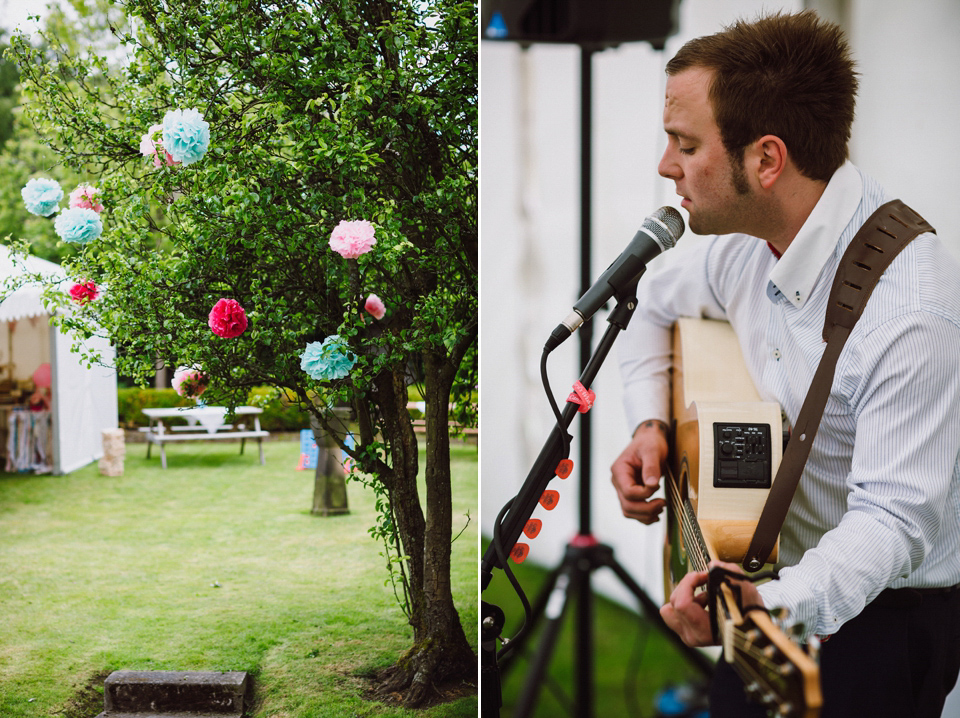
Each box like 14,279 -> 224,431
482,542 -> 711,717
0,438 -> 478,718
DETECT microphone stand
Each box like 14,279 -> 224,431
480,280 -> 714,718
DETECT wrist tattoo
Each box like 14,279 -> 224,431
640,419 -> 669,434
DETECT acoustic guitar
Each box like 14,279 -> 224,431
665,317 -> 822,718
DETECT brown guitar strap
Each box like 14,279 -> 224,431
742,199 -> 935,572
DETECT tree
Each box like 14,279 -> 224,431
8,0 -> 477,706
0,0 -> 126,263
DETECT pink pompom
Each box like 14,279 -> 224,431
329,219 -> 376,259
172,366 -> 208,398
364,294 -> 386,320
68,185 -> 104,213
69,281 -> 99,304
208,298 -> 248,338
140,124 -> 180,167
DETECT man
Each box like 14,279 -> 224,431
610,11 -> 960,717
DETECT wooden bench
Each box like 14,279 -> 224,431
141,406 -> 270,469
407,402 -> 477,438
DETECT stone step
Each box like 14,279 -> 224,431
96,670 -> 248,717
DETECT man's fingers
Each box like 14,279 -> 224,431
620,497 -> 666,524
639,446 -> 664,487
611,425 -> 668,522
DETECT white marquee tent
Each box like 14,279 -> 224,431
0,245 -> 118,474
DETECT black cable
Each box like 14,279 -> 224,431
486,345 -> 572,668
541,348 -> 571,460
492,497 -> 534,660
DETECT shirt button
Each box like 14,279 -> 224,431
772,349 -> 782,360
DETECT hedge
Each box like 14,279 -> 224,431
118,387 -> 312,431
118,387 -> 468,432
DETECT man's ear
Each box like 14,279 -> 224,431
747,134 -> 787,190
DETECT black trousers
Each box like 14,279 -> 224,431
709,586 -> 960,718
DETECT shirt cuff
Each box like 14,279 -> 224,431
756,572 -> 824,641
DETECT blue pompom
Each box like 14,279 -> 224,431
300,336 -> 357,381
54,207 -> 103,244
162,108 -> 210,165
21,178 -> 63,217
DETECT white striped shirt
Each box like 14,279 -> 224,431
619,161 -> 960,638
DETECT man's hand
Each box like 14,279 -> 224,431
660,560 -> 765,647
610,419 -> 668,524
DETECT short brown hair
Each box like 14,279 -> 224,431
666,11 -> 858,182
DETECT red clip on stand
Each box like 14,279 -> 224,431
566,381 -> 596,413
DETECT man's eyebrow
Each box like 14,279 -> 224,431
665,129 -> 696,141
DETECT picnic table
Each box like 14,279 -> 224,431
141,406 -> 270,469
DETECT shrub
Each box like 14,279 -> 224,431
246,387 -> 312,431
117,388 -> 193,428
118,386 -> 311,431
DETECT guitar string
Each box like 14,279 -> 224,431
728,656 -> 785,710
668,474 -> 789,670
664,468 -> 710,575
665,468 -> 796,692
729,655 -> 780,692
732,630 -> 785,666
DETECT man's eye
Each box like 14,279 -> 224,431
679,146 -> 695,155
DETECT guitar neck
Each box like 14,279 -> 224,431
665,465 -> 821,718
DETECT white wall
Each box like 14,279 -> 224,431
848,0 -> 960,245
4,316 -> 50,384
50,325 -> 118,475
480,0 -> 960,635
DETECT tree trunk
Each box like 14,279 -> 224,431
373,355 -> 476,706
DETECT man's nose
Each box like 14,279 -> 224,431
658,146 -> 680,180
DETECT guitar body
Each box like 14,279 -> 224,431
665,317 -> 783,595
663,318 -> 822,718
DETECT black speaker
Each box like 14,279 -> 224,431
481,0 -> 679,49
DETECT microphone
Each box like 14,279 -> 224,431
546,206 -> 684,351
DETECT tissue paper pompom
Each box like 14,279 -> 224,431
172,366 -> 209,398
54,207 -> 103,244
364,294 -> 386,320
300,335 -> 357,381
69,281 -> 99,304
139,124 -> 163,155
162,108 -> 210,165
21,178 -> 63,217
140,123 -> 178,167
208,298 -> 248,338
329,220 -> 376,259
68,184 -> 103,213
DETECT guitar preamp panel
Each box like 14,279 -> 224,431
712,423 -> 772,488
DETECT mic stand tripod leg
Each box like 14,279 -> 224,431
596,544 -> 716,678
511,561 -> 579,717
501,536 -> 714,718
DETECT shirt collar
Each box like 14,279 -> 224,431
768,161 -> 863,309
